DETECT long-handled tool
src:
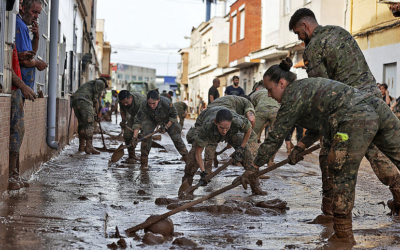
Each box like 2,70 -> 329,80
125,144 -> 320,236
213,146 -> 230,168
179,157 -> 234,198
111,129 -> 161,163
98,119 -> 107,149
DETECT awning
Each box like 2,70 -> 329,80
293,60 -> 306,69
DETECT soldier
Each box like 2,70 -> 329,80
173,101 -> 188,127
393,97 -> 400,120
118,90 -> 146,163
241,59 -> 400,244
196,95 -> 259,173
183,107 -> 267,195
289,8 -> 400,216
132,90 -> 189,168
248,81 -> 279,141
72,78 -> 107,154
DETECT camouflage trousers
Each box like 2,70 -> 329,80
72,99 -> 95,140
10,89 -> 25,153
254,105 -> 278,140
184,129 -> 254,180
141,119 -> 188,158
178,113 -> 185,128
325,100 -> 400,219
123,117 -> 135,145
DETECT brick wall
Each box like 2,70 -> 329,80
0,96 -> 76,194
229,0 -> 262,62
0,96 -> 11,192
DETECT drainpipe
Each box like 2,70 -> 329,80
46,0 -> 59,149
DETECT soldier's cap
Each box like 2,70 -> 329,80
98,77 -> 109,88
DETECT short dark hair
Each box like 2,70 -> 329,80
233,76 -> 239,81
147,90 -> 160,100
263,57 -> 297,85
240,94 -> 251,102
118,90 -> 131,101
289,8 -> 316,31
381,83 -> 388,90
168,91 -> 174,96
215,109 -> 233,123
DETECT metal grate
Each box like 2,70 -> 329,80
35,0 -> 49,95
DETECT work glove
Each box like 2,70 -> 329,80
198,171 -> 208,186
159,124 -> 169,134
232,166 -> 258,190
120,120 -> 127,129
232,147 -> 245,164
289,146 -> 305,165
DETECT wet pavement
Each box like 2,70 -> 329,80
1,116 -> 400,249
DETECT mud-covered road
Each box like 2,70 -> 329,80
1,116 -> 400,249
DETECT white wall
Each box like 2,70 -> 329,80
363,43 -> 400,98
261,0 -> 280,48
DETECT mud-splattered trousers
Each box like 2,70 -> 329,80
303,25 -> 400,204
253,78 -> 400,222
133,96 -> 188,158
72,99 -> 95,140
184,107 -> 252,179
10,89 -> 25,153
120,93 -> 146,146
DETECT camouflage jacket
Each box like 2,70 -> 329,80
73,79 -> 105,105
254,77 -> 368,167
119,92 -> 146,118
394,97 -> 400,120
250,89 -> 279,108
174,101 -> 188,116
303,25 -> 380,98
195,107 -> 251,148
132,96 -> 178,129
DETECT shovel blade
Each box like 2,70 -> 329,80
178,180 -> 191,197
111,144 -> 126,163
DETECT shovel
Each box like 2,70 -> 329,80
179,156 -> 234,198
125,144 -> 320,236
110,129 -> 161,163
98,119 -> 107,149
213,146 -> 230,168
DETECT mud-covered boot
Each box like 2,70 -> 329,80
78,138 -> 86,152
387,187 -> 400,215
250,177 -> 268,195
141,156 -> 149,169
122,147 -> 139,163
181,176 -> 193,186
328,217 -> 356,245
8,151 -> 21,190
85,139 -> 100,154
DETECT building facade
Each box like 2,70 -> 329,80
111,63 -> 156,91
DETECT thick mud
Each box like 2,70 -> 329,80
0,117 -> 400,249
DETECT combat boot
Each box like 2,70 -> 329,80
78,138 -> 86,152
387,187 -> 400,215
85,139 -> 100,154
8,151 -> 21,190
250,177 -> 268,196
141,156 -> 149,169
122,147 -> 139,163
181,176 -> 193,186
328,217 -> 356,245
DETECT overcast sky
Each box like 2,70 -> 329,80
97,0 -> 235,76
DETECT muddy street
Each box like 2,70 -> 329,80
0,117 -> 399,249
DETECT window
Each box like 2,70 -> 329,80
284,0 -> 291,15
118,74 -> 123,79
132,75 -> 137,81
145,77 -> 149,82
240,10 -> 245,40
125,75 -> 130,80
138,76 -> 143,81
232,15 -> 237,43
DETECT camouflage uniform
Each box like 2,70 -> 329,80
173,101 -> 188,127
184,107 -> 265,193
303,25 -> 400,213
72,79 -> 105,140
119,92 -> 146,145
133,96 -> 188,159
254,77 -> 400,218
196,96 -> 258,170
250,89 -> 280,137
394,97 -> 400,120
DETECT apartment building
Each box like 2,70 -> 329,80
111,64 -> 156,91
